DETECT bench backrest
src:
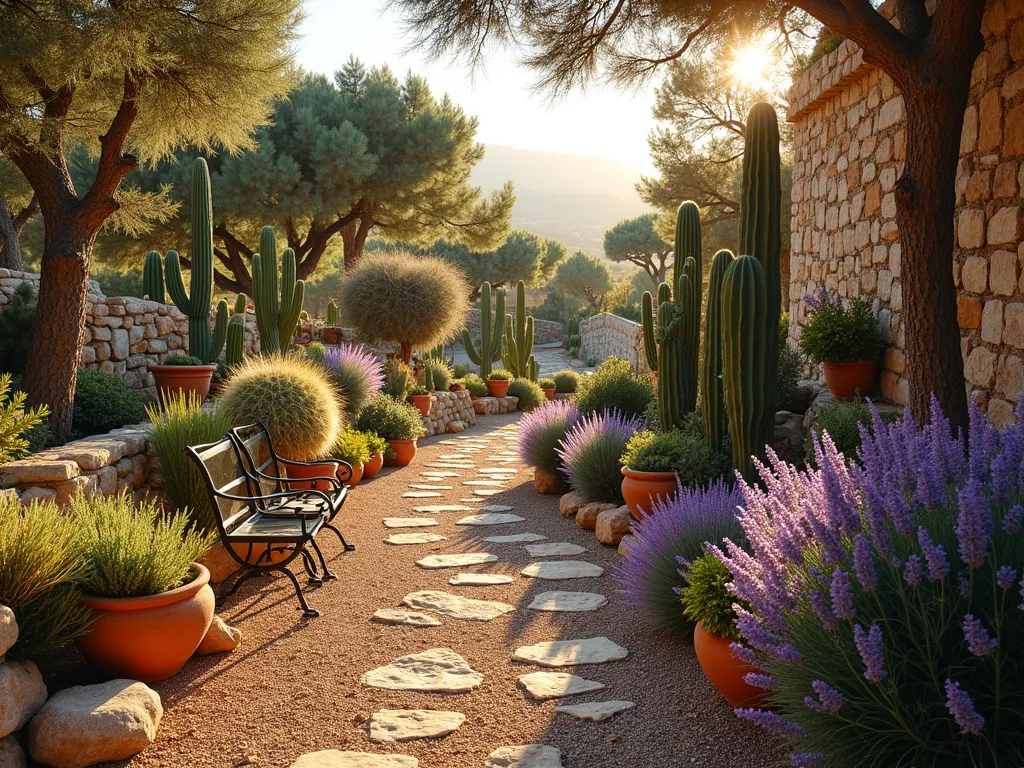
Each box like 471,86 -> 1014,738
185,437 -> 267,536
229,422 -> 286,496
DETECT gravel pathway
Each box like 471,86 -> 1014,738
113,413 -> 782,768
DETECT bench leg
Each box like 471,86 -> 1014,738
301,549 -> 323,585
325,524 -> 355,552
223,568 -> 260,598
309,537 -> 337,580
281,566 -> 319,618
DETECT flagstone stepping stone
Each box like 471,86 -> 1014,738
512,637 -> 628,667
412,504 -> 472,513
485,532 -> 547,543
426,463 -> 475,469
484,745 -> 562,768
449,573 -> 516,586
408,484 -> 453,490
456,513 -> 525,526
463,479 -> 506,486
386,533 -> 447,545
486,457 -> 519,462
525,543 -> 587,557
372,609 -> 442,627
368,709 -> 465,743
517,672 -> 607,701
554,700 -> 635,721
384,518 -> 439,528
290,750 -> 418,768
421,471 -> 460,478
521,561 -> 605,579
416,552 -> 498,569
473,488 -> 503,497
460,498 -> 489,503
402,590 -> 515,621
403,491 -> 442,498
479,504 -> 516,512
361,648 -> 483,693
479,467 -> 518,473
528,591 -> 608,612
439,454 -> 471,460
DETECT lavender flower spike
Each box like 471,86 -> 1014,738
945,679 -> 985,735
853,623 -> 887,682
962,614 -> 999,656
734,708 -> 806,738
904,555 -> 923,587
805,680 -> 844,713
853,534 -> 878,591
830,567 -> 856,620
956,476 -> 993,568
997,565 -> 1017,590
790,754 -> 824,768
744,672 -> 775,690
917,527 -> 950,581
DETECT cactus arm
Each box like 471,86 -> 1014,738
143,250 -> 165,303
463,328 -> 483,366
641,291 -> 659,372
277,248 -> 299,343
164,250 -> 191,313
656,281 -> 671,306
490,288 -> 506,362
528,355 -> 538,383
279,277 -> 304,346
208,300 -> 229,363
503,314 -> 519,376
524,315 -> 534,361
233,293 -> 247,316
254,227 -> 281,353
226,315 -> 245,366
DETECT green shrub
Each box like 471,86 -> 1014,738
487,369 -> 512,381
24,422 -> 54,454
0,282 -> 37,377
355,394 -> 426,441
163,354 -> 204,366
304,342 -> 326,364
680,550 -> 749,640
364,431 -> 388,457
620,429 -> 730,487
552,369 -> 579,394
778,344 -> 803,410
572,357 -> 654,419
463,374 -> 488,397
382,358 -> 412,400
538,377 -> 555,389
0,374 -> 49,465
806,399 -> 899,466
452,363 -> 469,379
329,427 -> 372,467
799,291 -> 882,364
507,378 -> 546,411
72,368 -> 147,438
408,383 -> 430,396
423,358 -> 453,391
72,491 -> 213,598
146,392 -> 231,533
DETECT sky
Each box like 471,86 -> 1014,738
294,0 -> 660,175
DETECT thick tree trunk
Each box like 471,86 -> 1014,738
0,198 -> 23,271
341,217 -> 374,273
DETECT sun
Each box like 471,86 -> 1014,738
728,42 -> 772,91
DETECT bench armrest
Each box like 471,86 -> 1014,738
214,487 -> 334,514
248,464 -> 343,493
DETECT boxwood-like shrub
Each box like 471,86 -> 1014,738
73,368 -> 147,438
572,357 -> 653,419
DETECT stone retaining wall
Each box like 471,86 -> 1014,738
578,313 -> 650,372
422,390 -> 478,436
465,308 -> 563,345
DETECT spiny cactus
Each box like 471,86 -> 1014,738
226,315 -> 245,367
701,249 -> 734,452
232,293 -> 247,316
502,280 -> 538,382
143,250 -> 164,304
165,158 -> 228,364
674,201 -> 702,379
252,226 -> 305,354
326,300 -> 339,327
421,361 -> 434,392
463,282 -> 505,378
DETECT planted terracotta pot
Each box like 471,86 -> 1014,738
78,563 -> 215,683
621,466 -> 678,518
542,387 -> 555,401
408,394 -> 432,416
322,327 -> 341,344
533,467 -> 568,494
342,462 -> 364,486
486,379 -> 510,398
149,364 -> 217,407
823,359 -> 879,401
363,452 -> 384,478
385,439 -> 417,466
285,460 -> 340,491
693,621 -> 766,708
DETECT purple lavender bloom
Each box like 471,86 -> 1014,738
853,534 -> 878,591
773,643 -> 805,664
729,642 -> 759,666
917,527 -> 950,581
804,680 -> 844,713
1002,504 -> 1023,534
734,708 -> 806,738
959,571 -> 973,599
997,565 -> 1017,590
809,590 -> 837,631
830,567 -> 856,620
744,672 -> 775,690
803,286 -> 837,312
945,679 -> 985,735
324,342 -> 383,414
962,614 -> 999,656
956,476 -> 993,568
904,555 -> 923,587
555,407 -> 642,489
853,623 -> 887,682
516,400 -> 581,472
790,754 -> 824,768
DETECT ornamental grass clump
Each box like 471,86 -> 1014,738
555,408 -> 643,505
382,358 -> 413,400
325,343 -> 384,416
517,400 -> 582,473
712,398 -> 1024,767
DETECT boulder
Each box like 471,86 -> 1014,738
558,491 -> 586,518
28,679 -> 162,768
782,380 -> 823,414
772,411 -> 806,467
533,468 -> 568,495
595,505 -> 633,546
196,541 -> 238,584
0,660 -> 46,739
0,734 -> 26,768
617,534 -> 635,558
575,502 -> 617,530
195,615 -> 241,655
0,606 -> 16,658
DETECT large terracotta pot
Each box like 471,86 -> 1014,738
621,467 -> 678,518
486,379 -> 510,398
363,452 -> 384,478
534,467 -> 568,494
823,359 -> 878,401
408,394 -> 432,416
78,563 -> 215,683
385,439 -> 417,466
343,462 -> 364,486
542,387 -> 555,401
693,621 -> 767,709
322,327 -> 341,344
284,460 -> 340,491
149,364 -> 217,407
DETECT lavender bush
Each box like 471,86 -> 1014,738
517,400 -> 582,473
325,343 -> 384,416
556,408 -> 644,505
713,398 -> 1024,767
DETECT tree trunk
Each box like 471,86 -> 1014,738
341,217 -> 374,273
400,340 -> 413,364
0,197 -> 23,271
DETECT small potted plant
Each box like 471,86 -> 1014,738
362,431 -> 388,479
407,383 -> 432,416
538,377 -> 556,401
464,374 -> 488,400
680,551 -> 766,709
486,368 -> 512,398
330,427 -> 371,485
799,289 -> 883,401
150,353 -> 218,407
356,394 -> 426,467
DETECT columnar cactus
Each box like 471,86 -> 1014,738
143,250 -> 164,303
251,225 -> 305,354
165,158 -> 228,364
226,315 -> 245,367
463,282 -> 505,378
326,299 -> 339,327
701,249 -> 734,452
232,293 -> 247,316
674,200 -> 703,378
502,280 -> 538,382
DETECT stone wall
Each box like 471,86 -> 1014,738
787,0 -> 1024,422
578,313 -> 650,372
465,308 -> 563,345
422,390 -> 478,436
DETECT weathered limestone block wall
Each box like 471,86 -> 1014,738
579,313 -> 650,372
422,390 -> 478,436
787,0 -> 1024,421
465,308 -> 563,345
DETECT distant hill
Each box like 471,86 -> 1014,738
472,144 -> 653,254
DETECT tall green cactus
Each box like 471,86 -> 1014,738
502,280 -> 537,382
463,282 -> 505,378
226,315 -> 245,367
674,201 -> 703,379
143,250 -> 164,303
701,249 -> 734,452
165,158 -> 228,364
251,225 -> 305,354
326,299 -> 339,327
722,256 -> 769,481
232,293 -> 247,316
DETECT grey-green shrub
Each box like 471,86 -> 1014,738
507,378 -> 546,411
463,374 -> 487,397
620,429 -> 730,488
572,357 -> 654,419
355,394 -> 426,441
553,369 -> 579,394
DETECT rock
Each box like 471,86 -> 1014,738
463,479 -> 505,486
360,649 -> 483,693
595,506 -> 633,546
617,534 -> 635,557
368,709 -> 465,743
478,466 -> 518,473
419,471 -> 459,478
527,591 -> 608,612
783,381 -> 820,414
485,533 -> 547,543
448,574 -> 515,586
473,488 -> 503,496
411,504 -> 472,513
290,751 -> 418,768
480,504 -> 514,512
197,541 -> 239,585
383,518 -> 439,528
0,606 -> 17,657
772,411 -> 806,466
372,609 -> 441,627
402,491 -> 441,498
415,553 -> 498,569
407,484 -> 453,490
524,543 -> 586,557
517,672 -> 607,701
455,513 -> 525,526
386,533 -> 447,545
0,734 -> 26,768
448,421 -> 465,433
512,637 -> 629,667
484,745 -> 563,768
425,463 -> 474,469
521,561 -> 605,580
554,700 -> 635,721
401,591 -> 515,622
575,502 -> 617,530
27,679 -> 161,768
0,660 -> 46,739
195,615 -> 241,655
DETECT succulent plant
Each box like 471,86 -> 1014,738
463,282 -> 505,378
143,250 -> 164,303
700,249 -> 734,452
502,280 -> 538,382
252,226 -> 305,354
225,315 -> 245,367
326,299 -> 339,327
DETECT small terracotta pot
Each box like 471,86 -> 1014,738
486,378 -> 510,398
693,621 -> 767,709
149,364 -> 217,407
285,460 -> 340,491
542,387 -> 555,401
408,394 -> 432,416
470,393 -> 479,401
620,466 -> 678,519
322,327 -> 341,345
77,563 -> 215,683
823,359 -> 879,401
363,452 -> 384,478
385,439 -> 417,466
533,467 -> 568,494
342,462 -> 364,486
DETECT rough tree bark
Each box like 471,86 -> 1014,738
341,214 -> 374,273
0,193 -> 38,271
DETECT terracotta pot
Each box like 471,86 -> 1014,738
363,452 -> 384,478
385,438 -> 417,466
449,384 -> 465,392
542,387 -> 555,401
486,378 -> 510,398
470,393 -> 479,401
620,466 -> 679,519
149,364 -> 217,407
408,394 -> 432,416
533,467 -> 568,494
322,327 -> 341,344
693,621 -> 767,709
77,563 -> 215,683
823,359 -> 879,401
285,460 -> 340,491
342,462 -> 364,486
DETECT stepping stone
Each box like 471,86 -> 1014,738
460,497 -> 490,503
486,533 -> 547,543
416,552 -> 498,569
368,709 -> 465,743
517,672 -> 607,701
439,454 -> 471,460
525,543 -> 586,557
512,637 -> 628,667
528,591 -> 608,612
403,491 -> 441,498
554,700 -> 635,721
408,484 -> 453,490
449,573 -> 515,586
457,513 -> 525,526
426,463 -> 475,469
372,609 -> 442,627
473,489 -> 503,497
386,533 -> 447,545
484,745 -> 563,768
290,751 -> 418,768
479,467 -> 518,473
384,518 -> 439,528
479,505 -> 517,512
421,471 -> 459,478
485,457 -> 519,463
412,504 -> 472,513
463,480 -> 506,486
402,590 -> 515,621
361,648 -> 483,693
521,561 -> 605,580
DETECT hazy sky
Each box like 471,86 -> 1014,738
295,0 -> 660,174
